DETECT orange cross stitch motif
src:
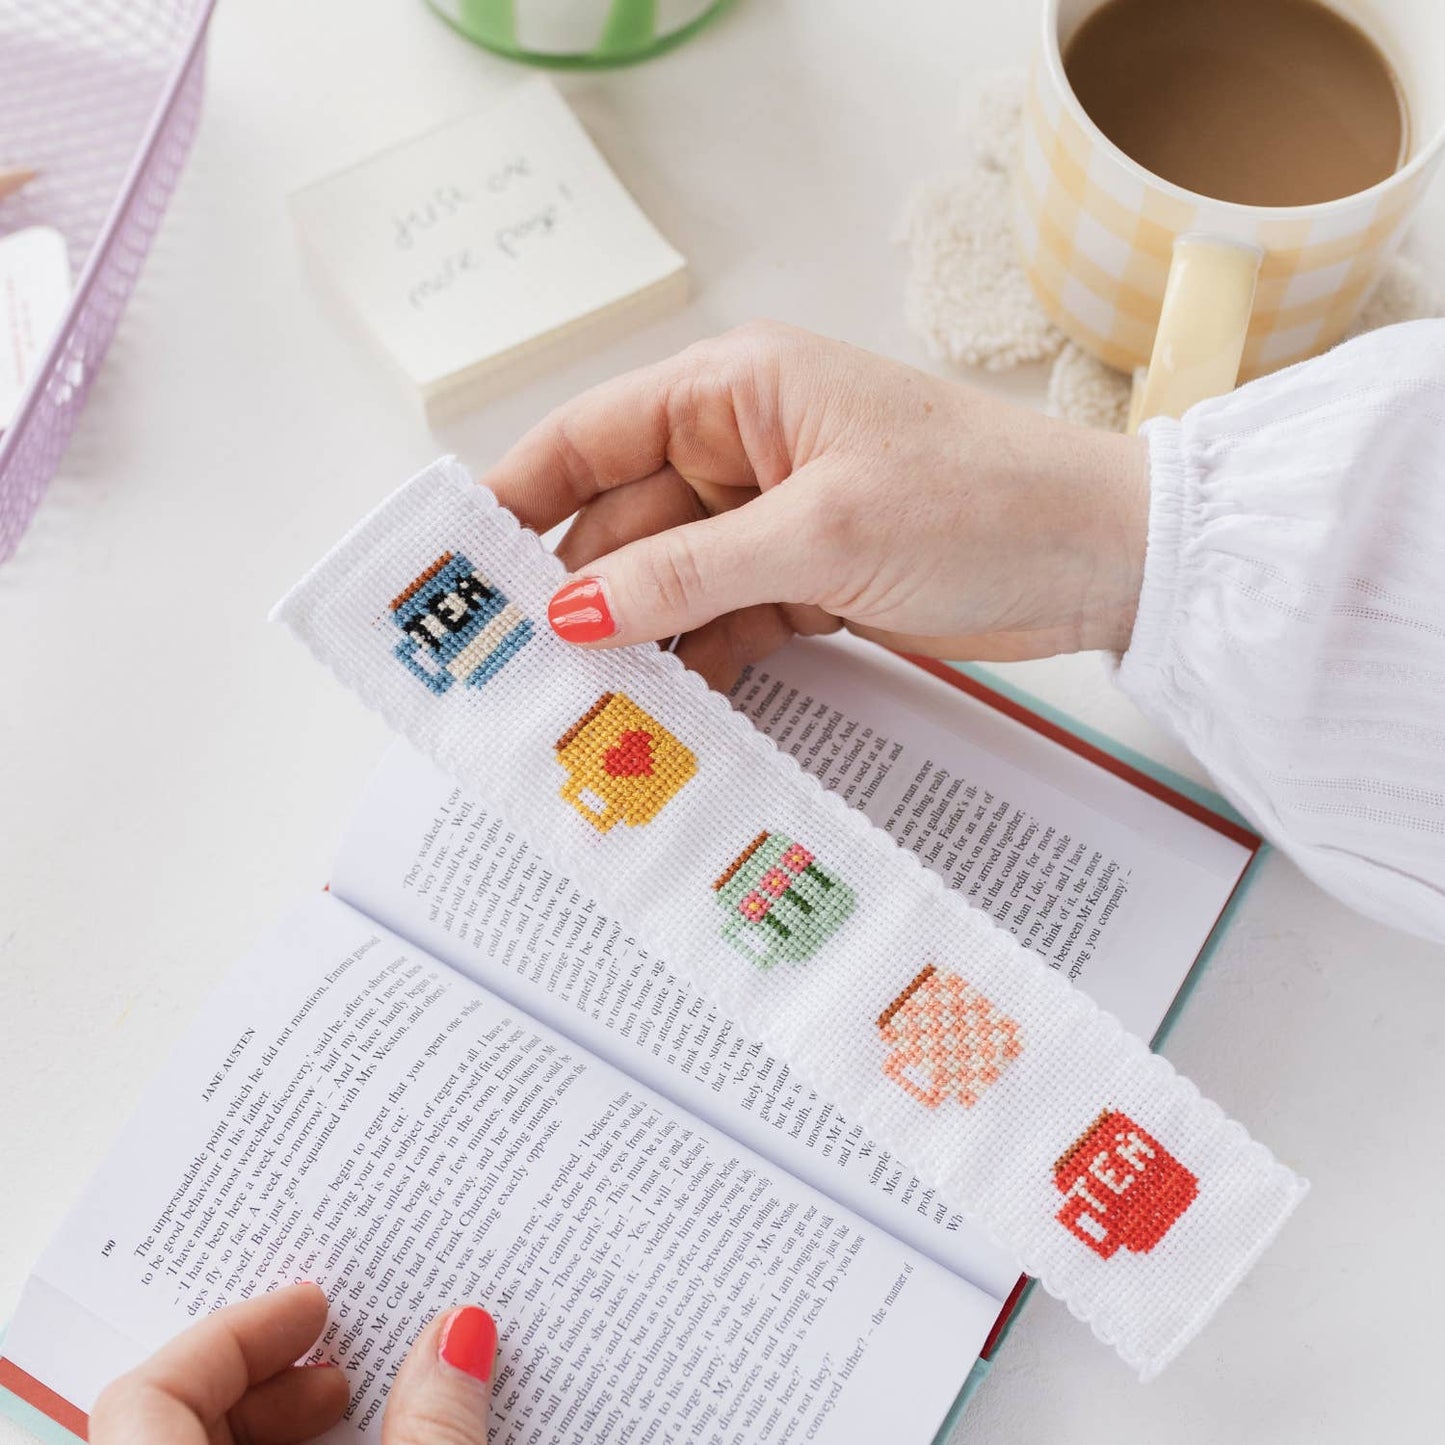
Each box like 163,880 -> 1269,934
877,965 -> 1023,1109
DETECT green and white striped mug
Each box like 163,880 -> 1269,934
426,0 -> 731,66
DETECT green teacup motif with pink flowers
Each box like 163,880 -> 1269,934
712,832 -> 855,969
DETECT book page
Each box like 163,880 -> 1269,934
733,636 -> 1254,1029
1,893 -> 995,1445
330,640 -> 1253,1303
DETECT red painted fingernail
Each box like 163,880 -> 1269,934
438,1306 -> 497,1383
547,576 -> 616,643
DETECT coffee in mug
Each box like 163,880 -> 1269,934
1064,0 -> 1408,207
1016,0 -> 1445,421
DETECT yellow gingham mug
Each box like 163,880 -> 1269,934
1017,0 -> 1445,427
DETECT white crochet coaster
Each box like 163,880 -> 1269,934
274,457 -> 1307,1379
898,74 -> 1444,431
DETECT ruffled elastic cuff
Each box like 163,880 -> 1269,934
1115,416 -> 1188,708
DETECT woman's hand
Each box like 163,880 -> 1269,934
89,1283 -> 497,1445
484,323 -> 1150,688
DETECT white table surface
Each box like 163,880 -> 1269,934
3,1 -> 1443,1441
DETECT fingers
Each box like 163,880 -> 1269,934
89,1284 -> 331,1445
554,468 -> 709,575
90,1379 -> 208,1445
671,604 -> 799,692
480,358 -> 692,534
843,619 -> 1093,662
141,1283 -> 331,1422
381,1306 -> 496,1445
226,1366 -> 349,1445
547,464 -> 837,649
92,1366 -> 347,1445
674,603 -> 841,691
480,324 -> 792,534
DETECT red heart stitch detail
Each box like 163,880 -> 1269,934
603,729 -> 655,778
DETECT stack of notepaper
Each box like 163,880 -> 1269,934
291,79 -> 688,420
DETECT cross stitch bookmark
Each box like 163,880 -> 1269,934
273,457 -> 1307,1380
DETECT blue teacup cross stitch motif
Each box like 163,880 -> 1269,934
390,551 -> 533,693
713,831 -> 855,968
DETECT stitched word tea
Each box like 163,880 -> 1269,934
391,551 -> 532,693
1054,1110 -> 1199,1259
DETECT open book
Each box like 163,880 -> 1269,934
0,635 -> 1260,1445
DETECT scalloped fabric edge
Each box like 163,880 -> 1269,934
273,456 -> 1307,1378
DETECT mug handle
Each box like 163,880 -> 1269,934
721,914 -> 776,967
560,772 -> 618,832
882,1047 -> 946,1109
1055,1189 -> 1120,1259
1129,234 -> 1263,432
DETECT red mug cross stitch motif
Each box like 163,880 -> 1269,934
1053,1110 -> 1198,1259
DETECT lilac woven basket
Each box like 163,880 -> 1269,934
0,0 -> 217,562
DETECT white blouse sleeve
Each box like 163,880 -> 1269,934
1117,318 -> 1445,943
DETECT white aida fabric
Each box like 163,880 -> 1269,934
274,458 -> 1307,1379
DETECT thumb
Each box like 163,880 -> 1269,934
546,466 -> 833,648
381,1305 -> 496,1445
